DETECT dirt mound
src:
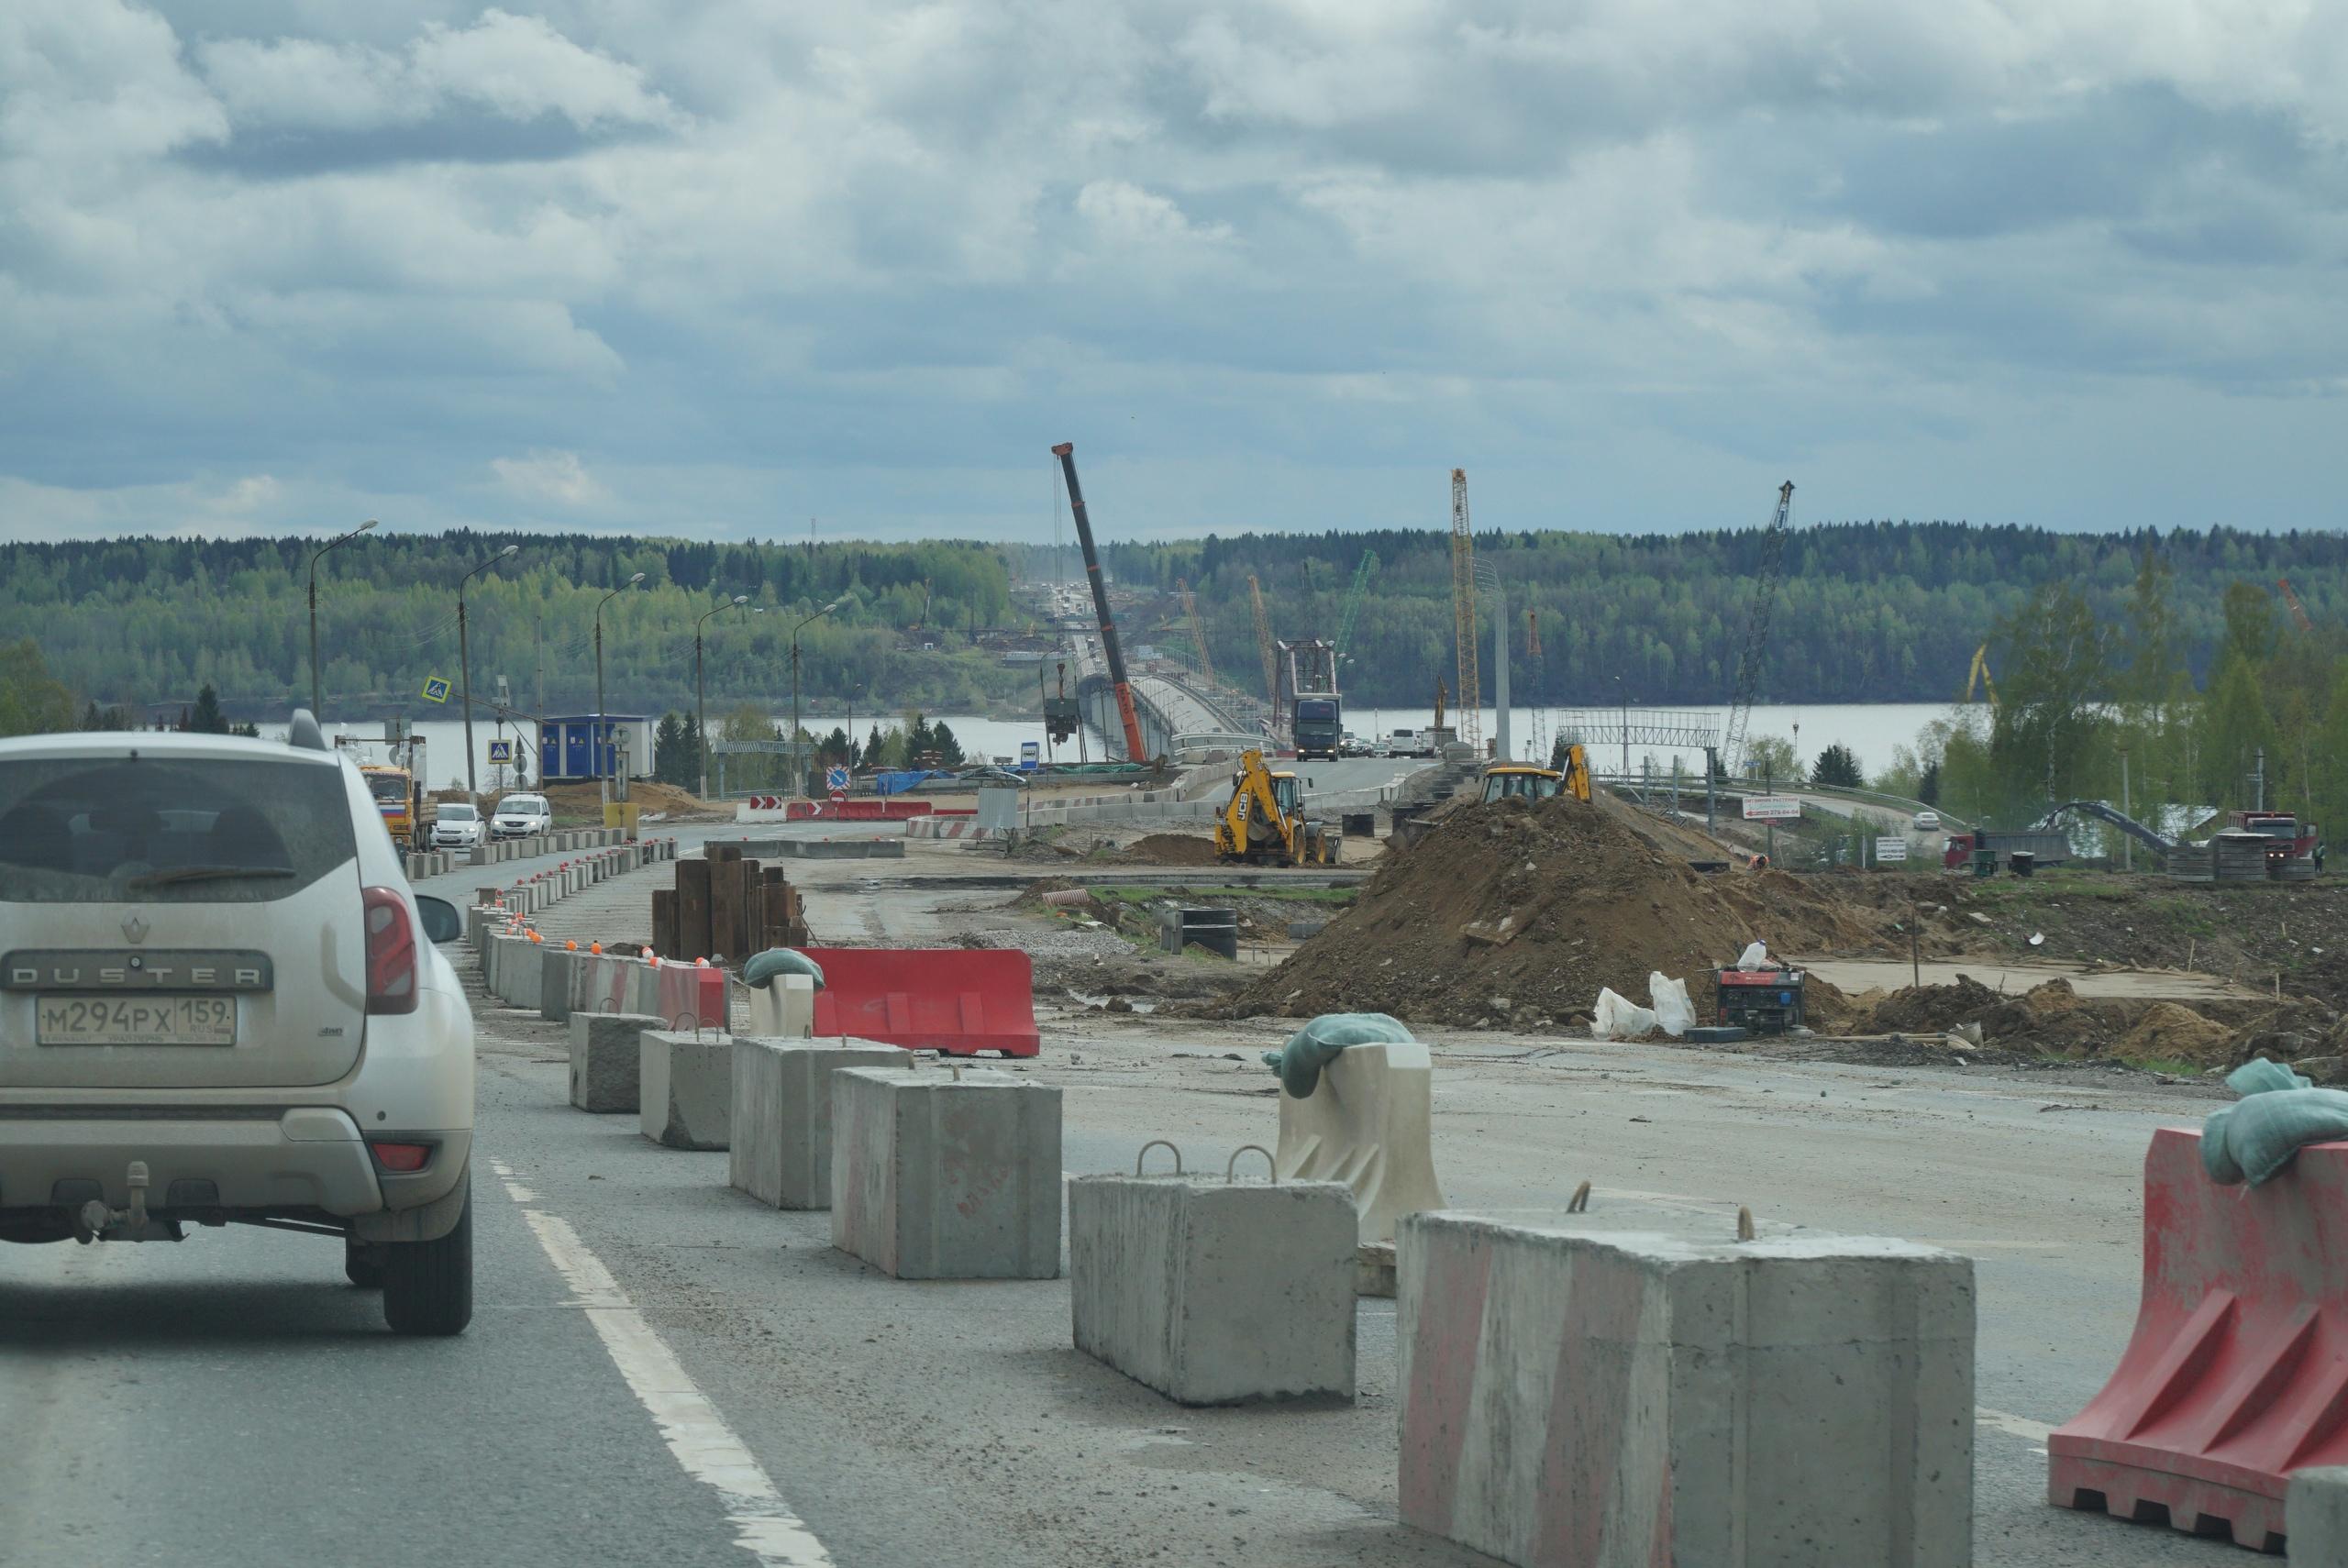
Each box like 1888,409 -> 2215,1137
1213,792 -> 1888,1028
1858,976 -> 2116,1053
537,781 -> 726,821
1125,833 -> 1223,867
2118,1002 -> 2240,1066
1859,976 -> 2005,1034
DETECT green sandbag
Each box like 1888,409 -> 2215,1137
2201,1058 -> 2348,1187
1259,1012 -> 1416,1099
742,948 -> 825,992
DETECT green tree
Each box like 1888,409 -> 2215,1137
2199,649 -> 2279,810
928,721 -> 966,767
2221,580 -> 2277,668
1986,583 -> 2114,815
1743,734 -> 1799,782
652,712 -> 702,789
187,683 -> 232,734
0,639 -> 74,737
2310,660 -> 2348,845
1811,743 -> 1865,789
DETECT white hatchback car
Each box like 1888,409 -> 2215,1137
490,792 -> 552,840
429,801 -> 484,849
0,715 -> 476,1334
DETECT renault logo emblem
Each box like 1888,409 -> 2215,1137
122,915 -> 150,944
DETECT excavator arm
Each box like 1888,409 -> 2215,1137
1219,749 -> 1305,864
1560,743 -> 1592,802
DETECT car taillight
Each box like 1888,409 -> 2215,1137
362,885 -> 418,1015
370,1141 -> 432,1173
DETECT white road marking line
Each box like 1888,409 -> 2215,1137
1977,1408 -> 2054,1443
496,1173 -> 836,1567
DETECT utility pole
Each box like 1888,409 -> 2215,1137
457,544 -> 519,801
695,594 -> 749,800
594,571 -> 647,806
305,518 -> 376,718
2254,745 -> 2265,811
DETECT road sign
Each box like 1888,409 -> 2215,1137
1742,795 -> 1801,821
825,766 -> 850,792
487,740 -> 514,764
420,675 -> 451,704
1875,836 -> 1910,863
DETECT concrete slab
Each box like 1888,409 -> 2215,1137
746,974 -> 816,1040
1398,1210 -> 1975,1568
539,946 -> 579,1022
831,1066 -> 1061,1279
1069,1166 -> 1356,1405
640,1029 -> 733,1150
729,1039 -> 903,1209
569,1011 -> 662,1113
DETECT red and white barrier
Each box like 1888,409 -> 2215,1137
2050,1125 -> 2348,1553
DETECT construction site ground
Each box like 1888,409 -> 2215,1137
383,828 -> 2248,1566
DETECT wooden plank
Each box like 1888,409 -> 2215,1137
673,857 -> 713,961
651,888 -> 678,960
741,860 -> 764,957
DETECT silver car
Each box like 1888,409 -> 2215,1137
490,792 -> 551,840
0,714 -> 477,1335
430,801 -> 484,849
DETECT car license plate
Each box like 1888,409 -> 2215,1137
36,995 -> 237,1046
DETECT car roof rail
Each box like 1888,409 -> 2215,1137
287,709 -> 329,752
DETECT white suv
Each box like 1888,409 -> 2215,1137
490,793 -> 552,840
0,714 -> 476,1335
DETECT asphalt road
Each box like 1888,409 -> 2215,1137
0,831 -> 2265,1567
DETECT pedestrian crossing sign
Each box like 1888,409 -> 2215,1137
421,675 -> 452,703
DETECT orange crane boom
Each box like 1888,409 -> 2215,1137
1049,442 -> 1149,764
2278,578 -> 2316,635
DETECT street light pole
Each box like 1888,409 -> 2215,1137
306,518 -> 377,718
595,572 -> 648,806
458,544 -> 520,801
695,594 -> 749,800
791,596 -> 848,800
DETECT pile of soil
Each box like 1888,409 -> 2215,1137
1859,976 -> 2115,1053
1125,833 -> 1223,867
542,781 -> 725,821
2117,1002 -> 2241,1066
1211,792 -> 1888,1028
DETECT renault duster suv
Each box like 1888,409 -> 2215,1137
0,714 -> 476,1334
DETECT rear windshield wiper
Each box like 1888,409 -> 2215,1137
125,866 -> 297,888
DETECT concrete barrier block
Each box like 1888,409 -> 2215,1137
1276,1040 -> 1444,1245
730,1039 -> 903,1209
569,1011 -> 661,1113
1398,1212 -> 1975,1568
2288,1467 -> 2348,1562
641,1030 -> 733,1150
831,1066 -> 1061,1279
1069,1168 -> 1357,1405
539,946 -> 579,1022
746,975 -> 816,1040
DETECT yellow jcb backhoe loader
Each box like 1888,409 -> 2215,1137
1215,749 -> 1341,867
1478,745 -> 1592,806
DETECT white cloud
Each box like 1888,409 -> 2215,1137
3,1 -> 2346,541
492,449 -> 612,507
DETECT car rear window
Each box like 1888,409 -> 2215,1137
0,755 -> 360,904
439,803 -> 477,821
501,797 -> 546,812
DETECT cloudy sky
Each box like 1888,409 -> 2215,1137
2,1 -> 2342,543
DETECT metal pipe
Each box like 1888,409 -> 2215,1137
459,544 -> 520,801
306,519 -> 377,720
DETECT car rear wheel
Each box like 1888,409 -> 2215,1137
382,1178 -> 472,1336
344,1238 -> 386,1289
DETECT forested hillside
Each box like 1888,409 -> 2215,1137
1051,523 -> 2348,707
0,533 -> 1024,719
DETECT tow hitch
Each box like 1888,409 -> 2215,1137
74,1161 -> 185,1243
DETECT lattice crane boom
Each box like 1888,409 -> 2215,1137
1178,577 -> 1217,691
1450,469 -> 1481,750
1720,480 -> 1794,773
1248,574 -> 1279,722
2278,577 -> 2317,635
1334,549 -> 1379,657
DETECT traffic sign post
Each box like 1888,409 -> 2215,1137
1875,836 -> 1909,864
487,740 -> 514,764
825,765 -> 849,804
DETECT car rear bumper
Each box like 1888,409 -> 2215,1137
0,1109 -> 471,1220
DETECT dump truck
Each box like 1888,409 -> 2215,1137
1215,748 -> 1339,867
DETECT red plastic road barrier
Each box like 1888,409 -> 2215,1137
800,946 -> 1038,1057
2050,1125 -> 2348,1553
739,796 -> 937,820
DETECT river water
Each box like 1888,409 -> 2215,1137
273,701 -> 1958,790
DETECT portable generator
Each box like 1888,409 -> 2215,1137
1714,966 -> 1807,1034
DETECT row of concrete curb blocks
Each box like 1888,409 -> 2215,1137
2290,1467 -> 2348,1562
471,839 -> 681,1009
831,1066 -> 1061,1279
1395,1213 -> 1977,1568
1069,1172 -> 1357,1406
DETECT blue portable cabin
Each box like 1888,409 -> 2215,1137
539,713 -> 654,784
